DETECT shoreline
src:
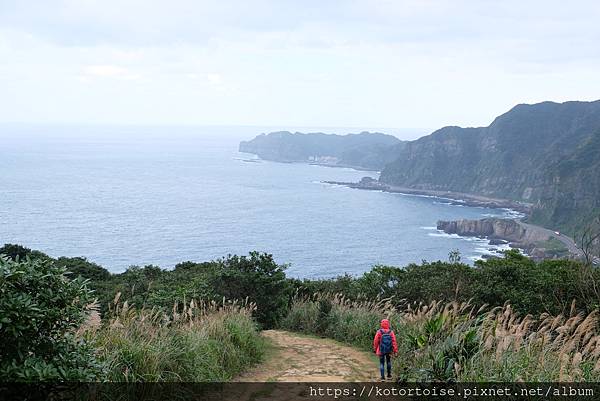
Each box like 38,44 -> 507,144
322,180 -> 532,215
237,152 -> 381,172
324,179 -> 584,261
238,155 -> 582,262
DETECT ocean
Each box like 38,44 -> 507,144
0,125 -> 516,278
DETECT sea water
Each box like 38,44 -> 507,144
0,125 -> 516,278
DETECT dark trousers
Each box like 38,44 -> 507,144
379,353 -> 392,378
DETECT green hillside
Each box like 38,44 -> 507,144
377,100 -> 600,234
239,131 -> 403,170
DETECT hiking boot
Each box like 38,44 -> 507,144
380,377 -> 386,382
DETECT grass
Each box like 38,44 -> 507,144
535,237 -> 569,258
81,294 -> 267,381
282,293 -> 600,381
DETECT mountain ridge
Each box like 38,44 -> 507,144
379,99 -> 600,234
240,100 -> 600,234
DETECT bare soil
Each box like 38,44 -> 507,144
236,330 -> 379,382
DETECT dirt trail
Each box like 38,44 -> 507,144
237,330 -> 379,382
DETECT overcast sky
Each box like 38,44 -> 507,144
1,0 -> 599,132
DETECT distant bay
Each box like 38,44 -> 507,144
0,125 -> 517,278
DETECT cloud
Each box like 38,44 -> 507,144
0,1 -> 599,127
81,64 -> 141,80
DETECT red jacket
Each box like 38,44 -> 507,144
373,319 -> 398,356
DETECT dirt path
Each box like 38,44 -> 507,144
237,330 -> 379,382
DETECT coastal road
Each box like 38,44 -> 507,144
519,221 -> 583,257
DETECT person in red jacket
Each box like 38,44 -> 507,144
373,318 -> 398,380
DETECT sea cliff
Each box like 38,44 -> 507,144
436,218 -> 576,260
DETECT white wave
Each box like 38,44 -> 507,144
428,232 -> 462,239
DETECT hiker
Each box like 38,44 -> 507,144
373,318 -> 398,380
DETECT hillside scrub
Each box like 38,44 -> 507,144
293,250 -> 592,316
4,243 -> 600,382
0,256 -> 102,381
87,297 -> 266,381
87,252 -> 292,329
282,294 -> 600,381
5,242 -> 596,320
0,253 -> 267,382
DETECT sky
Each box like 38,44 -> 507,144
1,0 -> 599,134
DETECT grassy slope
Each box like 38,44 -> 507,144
282,294 -> 600,381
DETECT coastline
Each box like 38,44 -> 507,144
237,152 -> 381,172
322,179 -> 532,215
324,179 -> 583,261
240,154 -> 581,262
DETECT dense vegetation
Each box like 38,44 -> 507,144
3,242 -> 600,382
0,247 -> 269,382
0,256 -> 102,380
239,131 -> 402,170
90,299 -> 265,381
283,295 -> 600,381
293,250 -> 598,316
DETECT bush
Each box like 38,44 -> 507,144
0,256 -> 103,381
209,252 -> 293,329
54,256 -> 111,282
0,243 -> 49,262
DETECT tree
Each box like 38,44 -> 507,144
578,215 -> 600,266
574,215 -> 600,308
210,252 -> 292,328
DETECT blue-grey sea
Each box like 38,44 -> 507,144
0,125 -> 517,278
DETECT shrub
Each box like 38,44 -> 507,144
209,252 -> 293,329
0,243 -> 49,262
0,256 -> 103,381
54,256 -> 111,282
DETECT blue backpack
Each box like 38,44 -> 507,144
379,329 -> 393,354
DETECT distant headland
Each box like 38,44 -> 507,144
240,100 -> 600,244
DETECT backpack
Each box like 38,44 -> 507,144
379,329 -> 393,354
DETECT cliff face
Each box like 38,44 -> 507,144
239,131 -> 403,170
437,218 -> 573,259
437,218 -> 528,242
380,100 -> 600,234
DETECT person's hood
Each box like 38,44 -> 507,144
380,319 -> 390,330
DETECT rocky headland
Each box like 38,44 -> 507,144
436,218 -> 580,260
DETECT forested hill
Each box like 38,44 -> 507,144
239,131 -> 403,170
240,100 -> 600,234
379,100 -> 600,234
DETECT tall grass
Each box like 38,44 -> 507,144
282,294 -> 600,381
82,294 -> 266,381
282,293 -> 400,350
